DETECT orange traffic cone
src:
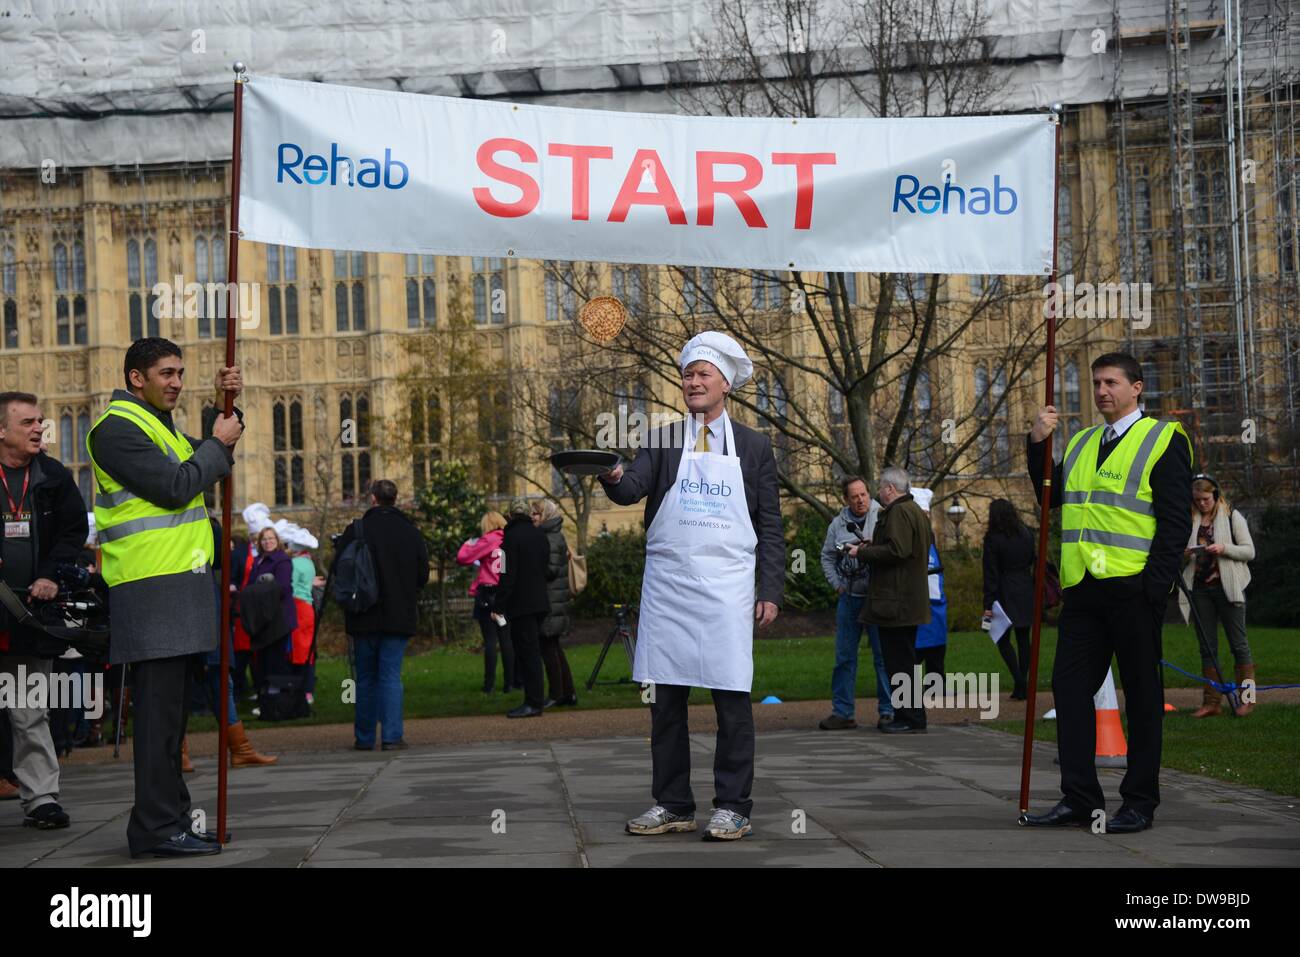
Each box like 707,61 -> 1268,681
1093,668 -> 1128,769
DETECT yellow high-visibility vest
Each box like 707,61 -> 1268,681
86,399 -> 212,587
1059,416 -> 1192,588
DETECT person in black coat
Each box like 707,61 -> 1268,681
982,499 -> 1036,700
0,392 -> 88,830
493,499 -> 551,718
328,479 -> 429,749
533,498 -> 577,708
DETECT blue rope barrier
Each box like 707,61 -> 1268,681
1160,659 -> 1300,693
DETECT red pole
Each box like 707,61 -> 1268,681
1018,106 -> 1063,820
217,61 -> 247,843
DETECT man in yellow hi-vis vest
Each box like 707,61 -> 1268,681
86,338 -> 244,858
1022,353 -> 1191,834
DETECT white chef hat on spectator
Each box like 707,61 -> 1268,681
279,522 -> 319,550
242,502 -> 272,535
911,487 -> 934,513
679,331 -> 753,390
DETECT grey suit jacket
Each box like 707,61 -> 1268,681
600,416 -> 785,607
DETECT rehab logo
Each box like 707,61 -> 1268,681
892,174 -> 1018,215
679,478 -> 732,497
277,142 -> 410,189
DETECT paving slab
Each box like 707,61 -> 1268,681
2,724 -> 1296,868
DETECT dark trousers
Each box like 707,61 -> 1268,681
126,655 -> 192,855
878,625 -> 925,727
511,612 -> 546,709
477,614 -> 515,692
916,644 -> 945,677
540,634 -> 575,701
997,625 -> 1032,695
650,684 -> 754,818
1052,574 -> 1166,819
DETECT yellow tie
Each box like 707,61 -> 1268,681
694,424 -> 712,453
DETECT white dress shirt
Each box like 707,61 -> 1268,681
687,407 -> 730,455
1105,407 -> 1144,442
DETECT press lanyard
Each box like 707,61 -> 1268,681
1,466 -> 30,516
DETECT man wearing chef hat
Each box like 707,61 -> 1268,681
599,331 -> 784,841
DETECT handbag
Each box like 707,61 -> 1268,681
1043,561 -> 1063,608
567,553 -> 588,595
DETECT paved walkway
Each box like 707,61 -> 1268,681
4,719 -> 1298,867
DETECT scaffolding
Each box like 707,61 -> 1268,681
1112,0 -> 1300,502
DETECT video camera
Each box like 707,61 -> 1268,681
0,562 -> 110,661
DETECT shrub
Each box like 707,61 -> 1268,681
784,507 -> 838,611
572,528 -> 647,617
1244,504 -> 1299,626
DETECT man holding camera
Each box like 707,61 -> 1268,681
0,391 -> 89,830
818,477 -> 891,730
86,338 -> 244,858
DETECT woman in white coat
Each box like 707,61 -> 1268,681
1179,474 -> 1256,717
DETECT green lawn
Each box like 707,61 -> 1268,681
185,623 -> 1300,795
187,624 -> 1299,731
987,706 -> 1300,798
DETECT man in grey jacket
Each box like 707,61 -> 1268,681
817,477 -> 891,730
86,338 -> 244,858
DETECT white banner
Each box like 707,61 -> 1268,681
240,75 -> 1057,275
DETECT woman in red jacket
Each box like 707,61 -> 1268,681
457,511 -> 514,694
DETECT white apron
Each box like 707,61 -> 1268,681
635,415 -> 758,692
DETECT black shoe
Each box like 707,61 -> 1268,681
1020,801 -> 1092,827
354,741 -> 374,751
818,713 -> 858,730
381,740 -> 409,751
506,704 -> 544,719
135,832 -> 221,858
556,694 -> 578,707
877,716 -> 895,730
1106,807 -> 1153,834
23,802 -> 70,830
1009,688 -> 1027,701
543,698 -> 558,709
188,828 -> 230,844
880,719 -> 927,734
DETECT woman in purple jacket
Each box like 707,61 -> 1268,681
249,525 -> 298,684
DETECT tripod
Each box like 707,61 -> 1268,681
1175,576 -> 1242,716
585,604 -> 637,689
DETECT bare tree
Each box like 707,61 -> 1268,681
590,0 -> 1099,520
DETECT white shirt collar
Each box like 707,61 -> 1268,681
1107,407 -> 1144,439
688,407 -> 729,450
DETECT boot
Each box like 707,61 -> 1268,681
180,736 -> 196,773
228,721 -> 278,767
1191,667 -> 1222,718
1233,664 -> 1256,717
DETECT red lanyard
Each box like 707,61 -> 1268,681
1,467 -> 29,515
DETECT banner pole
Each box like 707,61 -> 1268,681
217,60 -> 247,844
1018,104 -> 1064,821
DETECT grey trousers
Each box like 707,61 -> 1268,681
0,655 -> 60,814
1191,587 -> 1252,666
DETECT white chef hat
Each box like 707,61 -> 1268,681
243,502 -> 272,535
679,331 -> 753,390
279,522 -> 320,550
911,487 -> 934,513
